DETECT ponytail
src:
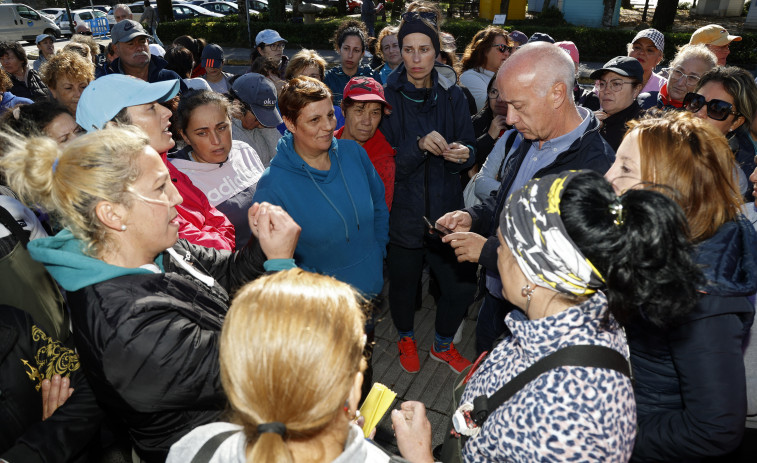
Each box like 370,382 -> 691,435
561,171 -> 701,327
0,126 -> 150,256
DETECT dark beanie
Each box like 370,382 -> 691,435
397,17 -> 440,56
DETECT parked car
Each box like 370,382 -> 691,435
59,8 -> 107,36
201,1 -> 259,16
347,0 -> 362,13
249,0 -> 269,12
0,3 -> 61,42
172,3 -> 224,19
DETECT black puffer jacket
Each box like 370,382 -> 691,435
30,234 -> 268,462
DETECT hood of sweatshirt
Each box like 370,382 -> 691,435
28,229 -> 165,292
695,216 -> 757,297
270,132 -> 361,241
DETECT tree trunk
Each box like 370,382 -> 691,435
269,0 -> 285,21
652,0 -> 677,31
602,0 -> 616,26
293,0 -> 301,16
338,0 -> 347,16
500,0 -> 510,15
156,0 -> 173,22
621,0 -> 631,8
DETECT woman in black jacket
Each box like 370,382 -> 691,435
380,1 -> 477,375
0,126 -> 300,462
606,112 -> 757,461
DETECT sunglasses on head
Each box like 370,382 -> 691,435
491,44 -> 513,53
401,11 -> 438,25
683,93 -> 741,121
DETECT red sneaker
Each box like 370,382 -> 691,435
397,337 -> 420,373
430,343 -> 471,374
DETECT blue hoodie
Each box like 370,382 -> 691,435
253,133 -> 389,296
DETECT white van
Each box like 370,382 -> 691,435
0,3 -> 61,43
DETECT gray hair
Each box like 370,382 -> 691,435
114,4 -> 132,14
670,44 -> 716,70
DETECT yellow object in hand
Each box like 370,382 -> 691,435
358,382 -> 397,437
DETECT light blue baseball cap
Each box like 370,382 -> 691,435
77,75 -> 180,132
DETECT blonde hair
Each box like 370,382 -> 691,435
0,126 -> 149,256
39,50 -> 94,90
376,26 -> 399,61
628,111 -> 741,242
284,49 -> 327,81
669,43 -> 716,70
220,269 -> 367,463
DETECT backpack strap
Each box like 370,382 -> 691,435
0,203 -> 29,248
189,430 -> 238,463
470,344 -> 630,426
495,130 -> 519,182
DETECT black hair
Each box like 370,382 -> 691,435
175,90 -> 233,134
331,20 -> 368,53
560,171 -> 701,328
173,35 -> 204,66
0,41 -> 28,69
1,100 -> 71,138
164,45 -> 194,79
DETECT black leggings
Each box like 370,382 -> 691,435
387,241 -> 476,338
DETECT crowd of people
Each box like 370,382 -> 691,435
1,2 -> 757,462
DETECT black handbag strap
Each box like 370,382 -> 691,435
471,344 -> 631,426
0,203 -> 29,248
189,430 -> 238,463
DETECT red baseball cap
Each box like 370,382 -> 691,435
342,76 -> 392,112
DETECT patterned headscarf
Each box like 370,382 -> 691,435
500,170 -> 605,296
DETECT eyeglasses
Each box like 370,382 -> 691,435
267,43 -> 285,51
667,67 -> 701,87
594,79 -> 635,92
683,92 -> 741,121
491,44 -> 512,54
488,88 -> 499,99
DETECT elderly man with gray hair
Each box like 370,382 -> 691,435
113,3 -> 133,22
437,42 -> 616,354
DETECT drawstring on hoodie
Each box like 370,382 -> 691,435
301,152 -> 360,242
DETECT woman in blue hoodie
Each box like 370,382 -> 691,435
253,76 -> 389,398
606,112 -> 757,461
0,126 -> 300,461
253,76 -> 389,301
379,2 -> 477,375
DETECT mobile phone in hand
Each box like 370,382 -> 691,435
423,216 -> 452,237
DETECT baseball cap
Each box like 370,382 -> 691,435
555,41 -> 579,64
111,20 -> 150,44
342,76 -> 392,112
230,73 -> 283,128
77,74 -> 180,132
35,34 -> 54,44
690,24 -> 741,47
255,29 -> 287,47
589,56 -> 644,82
527,32 -> 555,44
631,28 -> 665,52
508,30 -> 528,47
200,43 -> 224,68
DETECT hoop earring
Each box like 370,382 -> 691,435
521,284 -> 534,313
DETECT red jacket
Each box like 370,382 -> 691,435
160,152 -> 236,251
335,127 -> 396,211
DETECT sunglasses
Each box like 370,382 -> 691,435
683,93 -> 741,121
401,11 -> 438,25
491,44 -> 513,54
